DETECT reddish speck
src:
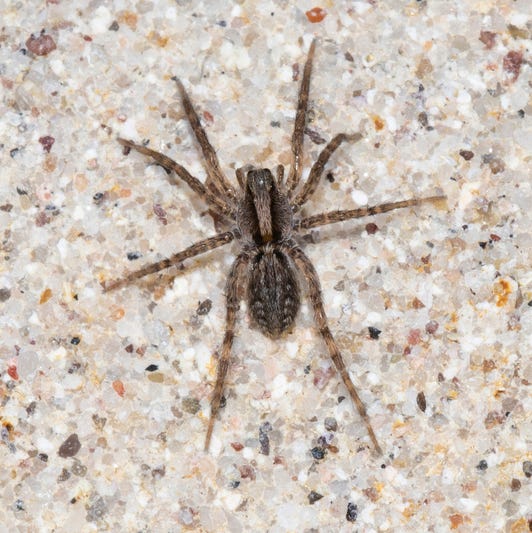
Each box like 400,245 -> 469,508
365,222 -> 378,235
83,35 -> 92,42
407,329 -> 421,345
503,50 -> 523,82
136,346 -> 146,356
479,30 -> 496,49
412,297 -> 425,309
363,486 -> 379,502
113,380 -> 125,397
313,366 -> 335,390
230,442 -> 244,451
153,203 -> 168,225
306,7 -> 327,23
8,365 -> 19,380
26,31 -> 57,56
292,62 -> 300,82
39,135 -> 55,153
459,150 -> 474,161
203,110 -> 214,124
35,211 -> 51,227
490,233 -> 500,242
238,464 -> 256,480
425,320 -> 439,335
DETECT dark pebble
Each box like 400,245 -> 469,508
14,499 -> 25,511
93,192 -> 105,204
346,502 -> 358,522
324,417 -> 338,432
181,397 -> 201,415
196,299 -> 213,316
459,150 -> 474,161
26,31 -> 57,56
416,391 -> 427,412
366,222 -> 378,234
0,288 -> 11,302
308,491 -> 323,504
38,135 -> 55,153
310,446 -> 326,460
57,468 -> 71,482
368,326 -> 381,339
259,421 -> 272,456
58,433 -> 81,458
523,460 -> 532,478
476,459 -> 488,471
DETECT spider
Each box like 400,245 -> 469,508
104,39 -> 445,454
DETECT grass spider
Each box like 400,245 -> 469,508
104,39 -> 445,454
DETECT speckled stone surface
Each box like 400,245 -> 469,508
1,1 -> 531,532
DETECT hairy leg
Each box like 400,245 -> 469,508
204,251 -> 249,451
173,77 -> 237,202
118,138 -> 235,219
290,133 -> 362,211
297,195 -> 446,230
287,244 -> 383,454
286,39 -> 316,195
103,231 -> 235,292
276,164 -> 285,186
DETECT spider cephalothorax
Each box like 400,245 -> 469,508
239,169 -> 301,338
105,39 -> 444,454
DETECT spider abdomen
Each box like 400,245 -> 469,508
247,246 -> 300,338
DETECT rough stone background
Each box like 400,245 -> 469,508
1,1 -> 530,531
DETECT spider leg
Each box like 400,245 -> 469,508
204,251 -> 249,451
297,195 -> 446,230
287,244 -> 383,455
276,164 -> 285,186
236,167 -> 246,190
290,133 -> 362,211
286,39 -> 316,195
102,230 -> 235,292
117,138 -> 235,220
173,77 -> 237,203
